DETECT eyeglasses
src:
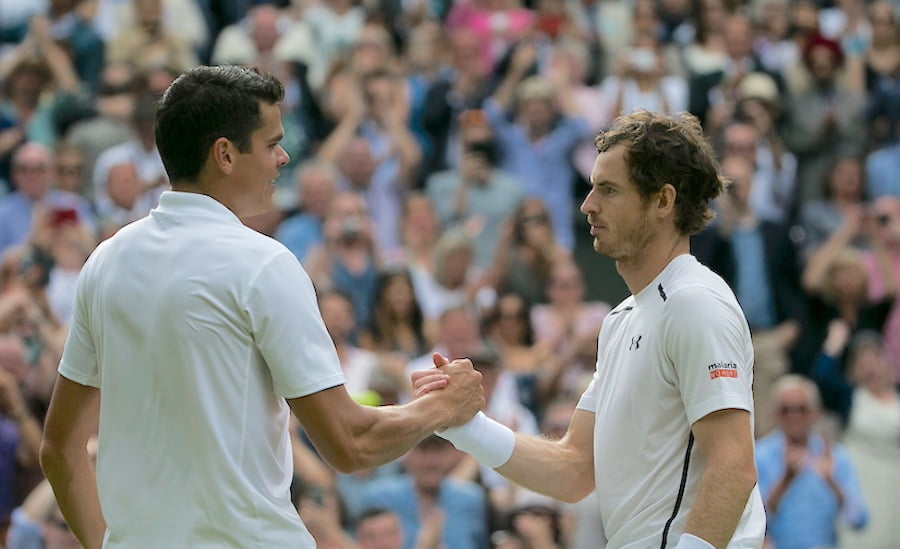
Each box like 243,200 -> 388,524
778,404 -> 810,416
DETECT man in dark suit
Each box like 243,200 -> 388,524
692,154 -> 811,436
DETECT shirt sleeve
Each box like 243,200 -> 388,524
245,252 -> 345,399
662,285 -> 754,425
833,445 -> 869,530
58,260 -> 99,387
576,369 -> 599,413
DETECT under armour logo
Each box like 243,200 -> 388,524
629,335 -> 642,350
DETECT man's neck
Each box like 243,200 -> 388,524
616,234 -> 690,295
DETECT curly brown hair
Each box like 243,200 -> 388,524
594,110 -> 727,235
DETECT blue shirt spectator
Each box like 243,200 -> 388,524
0,143 -> 96,258
866,142 -> 900,198
358,436 -> 487,549
755,375 -> 868,549
482,88 -> 589,252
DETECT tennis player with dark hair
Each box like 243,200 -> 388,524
39,65 -> 485,549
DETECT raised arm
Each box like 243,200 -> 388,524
801,206 -> 864,293
491,41 -> 538,112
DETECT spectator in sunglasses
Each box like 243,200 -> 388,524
755,374 -> 868,549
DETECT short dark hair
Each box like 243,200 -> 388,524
154,65 -> 284,183
594,110 -> 726,235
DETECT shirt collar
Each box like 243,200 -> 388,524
152,190 -> 243,225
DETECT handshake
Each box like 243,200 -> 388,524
410,352 -> 484,429
409,352 -> 516,469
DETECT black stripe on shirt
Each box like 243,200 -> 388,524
660,432 -> 695,549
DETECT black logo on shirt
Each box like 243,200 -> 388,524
658,283 -> 667,302
629,335 -> 642,350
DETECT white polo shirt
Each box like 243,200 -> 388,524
577,254 -> 766,548
59,191 -> 345,548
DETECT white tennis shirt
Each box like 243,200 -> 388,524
577,254 -> 766,548
59,191 -> 346,548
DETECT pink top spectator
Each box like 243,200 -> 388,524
861,251 -> 900,382
446,0 -> 535,73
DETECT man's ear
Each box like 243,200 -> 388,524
656,183 -> 677,218
211,137 -> 236,175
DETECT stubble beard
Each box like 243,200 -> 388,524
592,211 -> 656,264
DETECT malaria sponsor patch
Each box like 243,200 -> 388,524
708,361 -> 738,379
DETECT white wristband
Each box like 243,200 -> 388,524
436,411 -> 515,468
675,533 -> 715,549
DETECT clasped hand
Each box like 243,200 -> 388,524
410,353 -> 484,429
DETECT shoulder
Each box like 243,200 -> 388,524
661,282 -> 744,335
662,259 -> 736,312
659,262 -> 745,332
231,225 -> 296,259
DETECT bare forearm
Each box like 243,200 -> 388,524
684,462 -> 756,548
13,410 -> 42,467
492,71 -> 525,112
315,115 -> 361,165
765,474 -> 792,514
42,42 -> 80,93
355,398 -> 447,468
496,433 -> 594,503
823,474 -> 845,507
801,229 -> 854,292
329,396 -> 453,472
386,121 -> 422,182
41,448 -> 106,549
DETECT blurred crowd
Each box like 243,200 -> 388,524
0,0 -> 898,547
